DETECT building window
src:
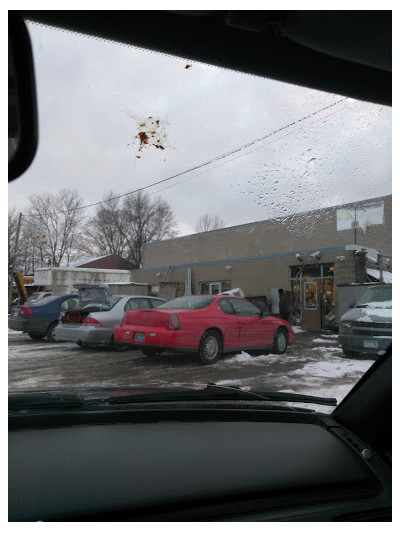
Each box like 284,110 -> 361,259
200,281 -> 231,295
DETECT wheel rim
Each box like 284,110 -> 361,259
276,331 -> 286,351
49,326 -> 57,340
204,336 -> 219,359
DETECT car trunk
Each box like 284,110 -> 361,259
124,309 -> 174,327
60,284 -> 112,325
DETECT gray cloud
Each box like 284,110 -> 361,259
9,22 -> 391,237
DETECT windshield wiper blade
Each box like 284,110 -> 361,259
104,385 -> 336,407
205,384 -> 337,406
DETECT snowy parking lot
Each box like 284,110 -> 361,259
8,327 -> 375,413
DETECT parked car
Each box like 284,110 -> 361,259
55,292 -> 166,350
114,294 -> 294,364
339,284 -> 392,357
8,294 -> 79,342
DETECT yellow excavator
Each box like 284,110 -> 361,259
11,272 -> 49,305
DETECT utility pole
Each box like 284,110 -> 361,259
354,205 -> 357,245
378,252 -> 384,282
8,212 -> 22,312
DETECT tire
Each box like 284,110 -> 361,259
111,335 -> 130,352
272,327 -> 288,354
28,332 -> 46,340
76,341 -> 89,348
46,322 -> 60,343
141,347 -> 163,357
198,330 -> 222,365
342,349 -> 353,357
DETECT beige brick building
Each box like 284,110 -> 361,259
130,195 -> 392,330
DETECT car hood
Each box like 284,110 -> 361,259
341,306 -> 392,323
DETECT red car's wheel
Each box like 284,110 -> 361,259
272,327 -> 288,354
198,330 -> 221,365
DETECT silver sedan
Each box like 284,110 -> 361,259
54,295 -> 165,350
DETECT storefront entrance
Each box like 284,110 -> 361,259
290,263 -> 335,331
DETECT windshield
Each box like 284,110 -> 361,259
356,287 -> 392,307
26,294 -> 66,306
25,293 -> 51,303
80,295 -> 122,311
8,20 -> 391,413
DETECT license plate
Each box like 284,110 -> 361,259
135,332 -> 145,342
12,310 -> 20,317
364,340 -> 378,348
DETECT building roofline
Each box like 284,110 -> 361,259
131,245 -> 392,273
145,194 -> 392,247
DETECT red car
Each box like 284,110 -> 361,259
114,295 -> 294,365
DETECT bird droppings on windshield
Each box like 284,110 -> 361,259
127,113 -> 169,156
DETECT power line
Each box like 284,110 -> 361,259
22,96 -> 347,219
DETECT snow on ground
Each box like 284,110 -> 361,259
216,343 -> 374,413
292,326 -> 305,333
8,329 -> 24,336
9,329 -> 375,414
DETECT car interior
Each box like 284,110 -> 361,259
8,10 -> 391,521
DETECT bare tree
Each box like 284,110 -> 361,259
26,189 -> 85,267
194,214 -> 225,233
120,191 -> 177,268
81,191 -> 128,258
8,208 -> 23,275
84,190 -> 177,268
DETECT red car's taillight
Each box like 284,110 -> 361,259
58,315 -> 62,323
21,306 -> 33,315
82,317 -> 100,326
168,313 -> 180,330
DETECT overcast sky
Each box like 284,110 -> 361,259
8,21 -> 392,237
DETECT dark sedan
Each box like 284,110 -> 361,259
8,294 -> 79,342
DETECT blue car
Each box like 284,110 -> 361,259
8,294 -> 79,342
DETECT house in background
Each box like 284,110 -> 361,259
73,255 -> 136,270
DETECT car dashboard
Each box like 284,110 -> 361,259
9,405 -> 391,521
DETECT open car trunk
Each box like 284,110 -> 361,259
60,284 -> 113,324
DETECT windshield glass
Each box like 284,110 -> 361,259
8,20 -> 391,413
356,287 -> 392,307
80,295 -> 122,311
27,294 -> 65,306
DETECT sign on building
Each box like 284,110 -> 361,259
337,201 -> 384,233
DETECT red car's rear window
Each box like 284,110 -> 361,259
157,296 -> 215,310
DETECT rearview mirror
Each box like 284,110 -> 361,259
9,11 -> 38,181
